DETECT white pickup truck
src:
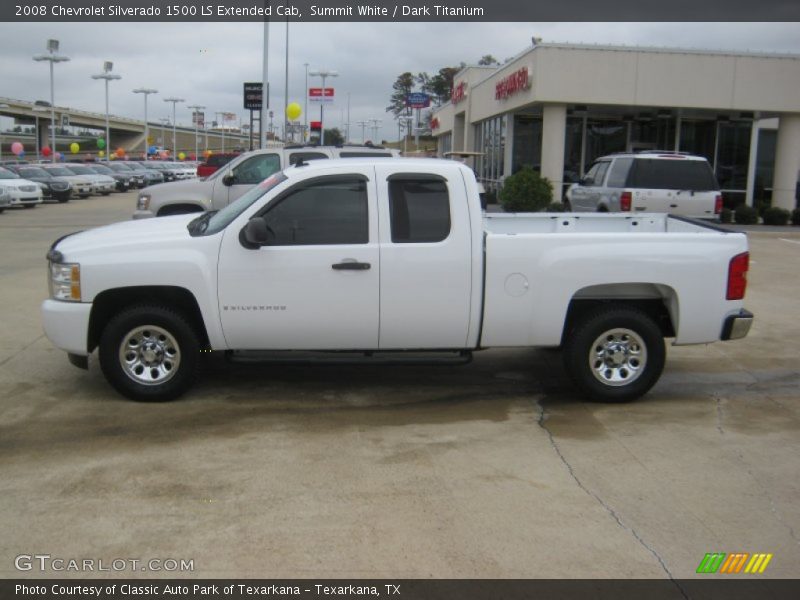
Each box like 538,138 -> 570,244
42,158 -> 753,403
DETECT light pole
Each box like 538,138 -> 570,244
303,63 -> 309,142
0,103 -> 9,160
368,118 -> 382,144
284,19 -> 290,142
308,68 -> 337,145
356,120 -> 367,144
260,20 -> 269,150
215,112 -> 229,153
163,96 -> 184,156
133,87 -> 158,160
91,61 -> 121,163
187,104 -> 204,160
33,39 -> 70,163
159,118 -> 170,152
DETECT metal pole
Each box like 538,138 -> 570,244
172,103 -> 177,154
304,63 -> 309,142
284,19 -> 289,142
320,74 -> 326,145
346,92 -> 350,143
143,95 -> 148,160
260,18 -> 269,149
49,60 -> 56,162
104,79 -> 110,161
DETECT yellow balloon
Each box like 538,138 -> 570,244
178,152 -> 186,160
286,102 -> 302,121
98,150 -> 105,158
70,142 -> 80,154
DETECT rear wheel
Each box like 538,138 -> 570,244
563,306 -> 665,402
99,305 -> 200,402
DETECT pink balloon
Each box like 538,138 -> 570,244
11,142 -> 24,156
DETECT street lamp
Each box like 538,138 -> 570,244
163,96 -> 184,156
91,61 -> 121,163
303,63 -> 309,142
133,87 -> 158,160
187,104 -> 205,160
308,68 -> 338,145
368,118 -> 382,144
0,103 -> 9,160
356,120 -> 368,144
33,39 -> 70,163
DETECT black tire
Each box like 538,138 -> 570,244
57,196 -> 70,203
99,305 -> 200,402
23,204 -> 36,209
101,192 -> 111,196
562,306 -> 665,402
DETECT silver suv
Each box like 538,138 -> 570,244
566,152 -> 722,218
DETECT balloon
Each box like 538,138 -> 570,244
98,150 -> 105,158
42,146 -> 52,157
286,102 -> 302,121
189,153 -> 196,161
148,145 -> 158,155
204,149 -> 213,158
56,152 -> 64,161
178,152 -> 186,160
115,147 -> 125,158
70,142 -> 80,154
97,138 -> 106,149
18,150 -> 25,158
11,142 -> 23,155
109,154 -> 116,160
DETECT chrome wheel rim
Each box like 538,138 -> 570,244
589,328 -> 647,387
119,325 -> 180,385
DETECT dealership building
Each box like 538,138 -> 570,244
431,42 -> 800,209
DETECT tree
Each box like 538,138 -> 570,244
423,67 -> 460,105
323,128 -> 344,146
386,72 -> 416,117
478,55 -> 499,66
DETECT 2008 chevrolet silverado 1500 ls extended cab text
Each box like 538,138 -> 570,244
41,158 -> 753,402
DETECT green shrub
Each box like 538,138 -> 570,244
719,208 -> 733,224
498,167 -> 553,212
762,206 -> 790,226
545,202 -> 566,212
792,208 -> 800,226
733,205 -> 758,225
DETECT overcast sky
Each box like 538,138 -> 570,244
2,21 -> 800,141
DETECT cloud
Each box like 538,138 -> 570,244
2,21 -> 800,141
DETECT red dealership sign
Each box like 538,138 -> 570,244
495,67 -> 530,100
451,81 -> 467,105
430,117 -> 440,130
308,88 -> 335,103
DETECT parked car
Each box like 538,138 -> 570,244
88,164 -> 134,192
165,161 -> 196,180
0,166 -> 43,208
0,185 -> 10,212
39,165 -> 95,198
44,158 -> 752,403
63,164 -> 115,196
106,163 -> 145,188
6,165 -> 72,203
565,152 -> 722,218
122,161 -> 165,187
197,153 -> 239,178
139,161 -> 179,182
134,145 -> 398,218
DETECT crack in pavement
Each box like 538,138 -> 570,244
0,334 -> 45,369
534,400 -> 690,600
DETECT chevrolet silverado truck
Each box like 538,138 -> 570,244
42,158 -> 753,403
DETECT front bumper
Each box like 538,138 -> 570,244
41,299 -> 93,356
721,309 -> 754,341
8,191 -> 43,205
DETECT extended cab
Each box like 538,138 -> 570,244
134,145 -> 399,219
43,159 -> 753,403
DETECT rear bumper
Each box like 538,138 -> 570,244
721,309 -> 754,341
41,299 -> 92,356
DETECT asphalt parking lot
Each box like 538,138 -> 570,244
0,192 -> 799,580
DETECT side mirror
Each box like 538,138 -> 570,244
239,217 -> 269,249
222,173 -> 236,187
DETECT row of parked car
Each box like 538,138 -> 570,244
0,160 -> 197,211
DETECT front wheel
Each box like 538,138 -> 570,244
563,306 -> 665,402
99,305 -> 200,402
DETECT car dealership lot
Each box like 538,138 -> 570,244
0,193 -> 799,579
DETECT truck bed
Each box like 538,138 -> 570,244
483,212 -> 722,235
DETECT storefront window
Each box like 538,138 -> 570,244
754,129 -> 776,206
474,116 -> 505,186
679,120 -> 716,162
511,114 -> 541,174
585,120 -> 626,166
715,121 -> 752,192
630,118 -> 675,151
438,133 -> 452,156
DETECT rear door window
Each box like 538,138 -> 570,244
388,175 -> 451,244
627,159 -> 719,191
232,154 -> 281,184
593,161 -> 610,187
606,157 -> 633,188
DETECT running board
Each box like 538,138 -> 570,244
226,350 -> 473,366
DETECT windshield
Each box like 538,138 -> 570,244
191,171 -> 288,237
0,167 -> 20,179
91,165 -> 114,175
126,163 -> 147,171
44,167 -> 73,176
19,167 -> 49,178
109,164 -> 133,172
66,165 -> 93,175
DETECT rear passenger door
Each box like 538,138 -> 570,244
374,165 -> 473,349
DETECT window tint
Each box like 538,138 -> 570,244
263,177 -> 368,245
339,152 -> 393,158
288,152 -> 329,165
606,157 -> 633,188
389,177 -> 450,244
627,158 -> 719,191
232,154 -> 281,185
593,161 -> 610,186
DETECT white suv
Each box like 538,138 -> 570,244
566,152 -> 722,219
134,145 -> 399,218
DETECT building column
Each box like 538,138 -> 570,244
772,113 -> 800,211
541,103 -> 567,202
503,113 -> 514,178
745,119 -> 760,207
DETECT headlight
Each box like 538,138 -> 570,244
137,194 -> 151,211
49,262 -> 81,302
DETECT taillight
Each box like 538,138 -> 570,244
620,191 -> 632,211
727,252 -> 749,300
714,194 -> 723,215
